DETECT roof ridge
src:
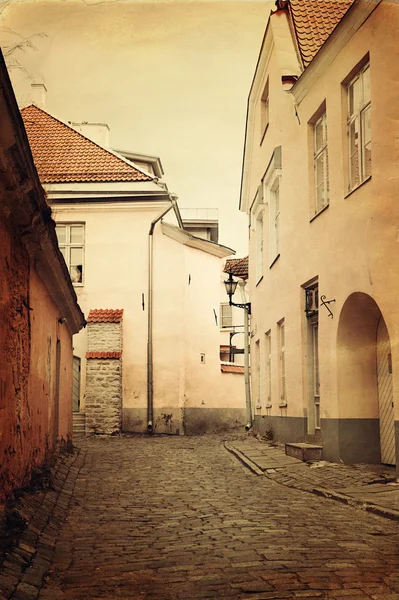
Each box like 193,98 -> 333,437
21,104 -> 153,182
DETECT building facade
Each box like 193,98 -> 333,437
241,0 -> 399,469
0,55 -> 85,505
22,104 -> 247,435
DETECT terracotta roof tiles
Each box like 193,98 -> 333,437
87,309 -> 124,323
224,256 -> 249,280
289,0 -> 354,67
86,352 -> 121,359
221,364 -> 245,374
21,105 -> 152,184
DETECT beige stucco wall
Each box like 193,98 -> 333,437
53,200 -> 246,434
243,4 -> 399,450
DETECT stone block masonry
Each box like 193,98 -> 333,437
86,359 -> 122,435
85,310 -> 123,435
87,322 -> 122,352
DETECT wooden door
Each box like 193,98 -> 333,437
377,318 -> 395,465
72,356 -> 81,413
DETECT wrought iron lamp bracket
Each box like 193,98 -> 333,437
229,300 -> 251,315
320,295 -> 336,318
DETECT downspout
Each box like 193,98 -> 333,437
147,195 -> 182,433
239,281 -> 252,430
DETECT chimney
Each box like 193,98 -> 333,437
31,83 -> 47,109
69,122 -> 110,148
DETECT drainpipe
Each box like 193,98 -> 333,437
239,280 -> 252,430
147,195 -> 182,433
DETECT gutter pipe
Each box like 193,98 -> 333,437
147,195 -> 182,433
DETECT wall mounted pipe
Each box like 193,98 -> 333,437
147,196 -> 182,433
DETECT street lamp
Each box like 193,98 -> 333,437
223,271 -> 251,315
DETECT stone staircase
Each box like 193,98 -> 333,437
73,411 -> 86,438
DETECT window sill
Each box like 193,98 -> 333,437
255,404 -> 262,410
73,283 -> 84,287
279,402 -> 287,408
310,203 -> 329,223
269,254 -> 280,269
256,275 -> 264,287
265,403 -> 272,409
345,175 -> 371,199
260,122 -> 269,146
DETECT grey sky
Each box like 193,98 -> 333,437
1,0 -> 272,255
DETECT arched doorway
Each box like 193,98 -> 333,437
336,292 -> 395,465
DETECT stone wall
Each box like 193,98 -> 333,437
87,323 -> 122,352
86,359 -> 122,435
85,317 -> 123,435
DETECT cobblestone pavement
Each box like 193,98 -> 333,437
2,434 -> 399,600
226,439 -> 399,518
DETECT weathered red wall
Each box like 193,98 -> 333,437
0,215 -> 74,506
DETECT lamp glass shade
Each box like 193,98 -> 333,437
224,278 -> 238,297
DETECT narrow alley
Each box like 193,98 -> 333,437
3,435 -> 399,600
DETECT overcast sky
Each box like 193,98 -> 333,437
1,0 -> 272,255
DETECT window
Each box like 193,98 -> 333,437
255,339 -> 261,409
255,210 -> 264,282
278,320 -> 286,406
56,223 -> 85,284
260,78 -> 269,141
347,63 -> 371,190
305,281 -> 320,431
313,112 -> 329,214
220,303 -> 233,329
265,331 -> 272,408
269,179 -> 280,263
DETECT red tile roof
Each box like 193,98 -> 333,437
87,309 -> 124,323
21,105 -> 152,184
289,0 -> 354,67
86,352 -> 121,359
221,364 -> 245,374
224,256 -> 249,280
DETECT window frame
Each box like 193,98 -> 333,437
347,62 -> 371,191
278,319 -> 287,407
220,302 -> 233,330
260,77 -> 270,144
265,330 -> 272,409
56,223 -> 85,286
313,112 -> 329,215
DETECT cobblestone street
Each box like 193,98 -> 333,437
3,434 -> 399,600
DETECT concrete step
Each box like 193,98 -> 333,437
285,443 -> 323,462
73,412 -> 86,437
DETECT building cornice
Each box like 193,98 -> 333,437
291,0 -> 382,106
162,223 -> 234,258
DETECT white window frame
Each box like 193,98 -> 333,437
255,339 -> 261,409
313,112 -> 329,214
56,223 -> 85,286
278,319 -> 286,407
260,78 -> 269,141
250,185 -> 265,283
220,303 -> 233,329
265,172 -> 281,266
265,331 -> 272,408
347,62 -> 371,190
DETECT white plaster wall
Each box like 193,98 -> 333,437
244,4 -> 399,426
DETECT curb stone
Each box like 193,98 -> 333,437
225,441 -> 399,522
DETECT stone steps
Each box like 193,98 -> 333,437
73,412 -> 86,437
285,442 -> 323,462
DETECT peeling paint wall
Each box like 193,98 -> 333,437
0,226 -> 74,507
